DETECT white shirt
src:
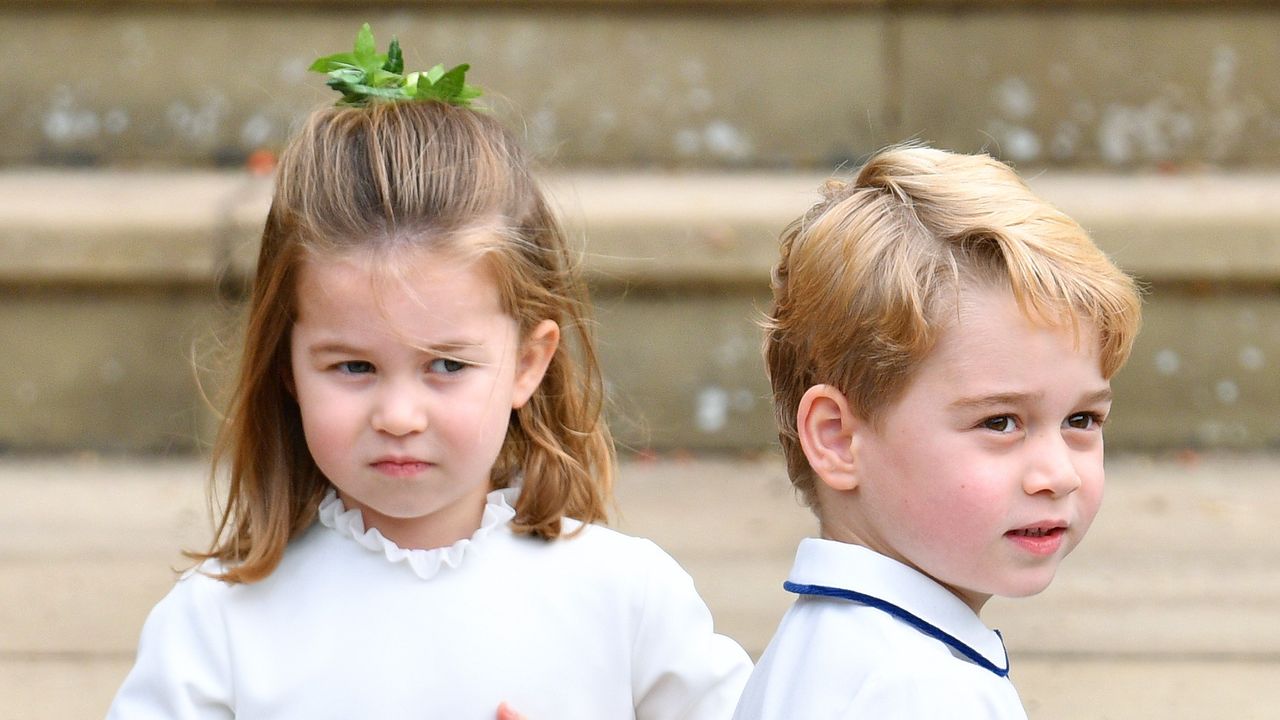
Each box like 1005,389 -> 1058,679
108,488 -> 751,720
734,539 -> 1027,719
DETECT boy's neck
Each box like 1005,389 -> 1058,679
816,508 -> 993,615
818,516 -> 865,547
815,492 -> 870,546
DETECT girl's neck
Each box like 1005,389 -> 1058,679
338,489 -> 489,550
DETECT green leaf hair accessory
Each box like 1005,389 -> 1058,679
308,23 -> 483,108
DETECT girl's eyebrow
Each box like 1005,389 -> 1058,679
307,341 -> 366,357
949,387 -> 1113,411
306,340 -> 482,356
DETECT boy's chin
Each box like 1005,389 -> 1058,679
998,573 -> 1060,600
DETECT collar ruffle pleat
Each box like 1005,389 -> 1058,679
317,487 -> 518,580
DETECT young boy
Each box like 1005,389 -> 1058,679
733,146 -> 1142,718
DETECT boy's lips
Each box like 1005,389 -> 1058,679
1005,522 -> 1068,555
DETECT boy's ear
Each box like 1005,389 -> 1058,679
797,384 -> 861,492
511,319 -> 560,409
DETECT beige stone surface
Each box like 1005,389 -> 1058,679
0,9 -> 887,168
5,169 -> 1280,284
0,171 -> 269,284
3,453 -> 1274,718
1014,658 -> 1280,720
0,290 -> 228,453
1,169 -> 1278,452
17,279 -> 1269,452
7,5 -> 1280,169
899,10 -> 1280,167
594,287 -> 778,449
1111,293 -> 1280,449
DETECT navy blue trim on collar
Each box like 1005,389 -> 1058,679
784,581 -> 1011,678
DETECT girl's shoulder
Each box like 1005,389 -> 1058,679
173,558 -> 235,596
542,515 -> 670,560
164,522 -> 333,602
513,517 -> 696,593
132,558 -> 241,647
163,557 -> 263,611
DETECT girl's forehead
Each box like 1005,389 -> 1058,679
301,243 -> 494,290
292,249 -> 520,354
297,248 -> 502,317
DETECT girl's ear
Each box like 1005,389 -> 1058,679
285,333 -> 299,397
283,340 -> 297,398
511,319 -> 560,409
796,384 -> 861,492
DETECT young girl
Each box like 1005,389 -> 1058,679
107,29 -> 750,720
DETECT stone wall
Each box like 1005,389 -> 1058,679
2,1 -> 1277,454
4,2 -> 1279,169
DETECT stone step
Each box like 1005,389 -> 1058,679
2,169 -> 1279,453
5,2 -> 1280,169
3,454 -> 1278,720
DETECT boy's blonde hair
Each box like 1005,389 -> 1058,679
193,100 -> 613,583
764,146 -> 1142,507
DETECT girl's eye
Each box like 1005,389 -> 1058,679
982,416 -> 1018,433
429,358 -> 467,374
336,360 -> 374,375
1066,412 -> 1104,430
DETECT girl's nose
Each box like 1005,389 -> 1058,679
1023,432 -> 1082,497
371,386 -> 429,436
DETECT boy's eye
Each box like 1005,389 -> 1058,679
982,416 -> 1018,433
1066,412 -> 1103,430
336,360 -> 374,375
429,358 -> 467,374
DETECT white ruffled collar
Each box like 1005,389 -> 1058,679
317,486 -> 518,580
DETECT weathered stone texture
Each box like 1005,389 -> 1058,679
898,10 -> 1280,167
0,9 -> 887,168
0,287 -> 227,453
9,5 -> 1280,169
2,171 -> 1277,453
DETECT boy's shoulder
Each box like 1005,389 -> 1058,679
781,539 -> 1010,669
741,595 -> 1024,718
736,539 -> 1026,719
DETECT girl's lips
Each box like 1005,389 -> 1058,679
1005,525 -> 1067,555
370,459 -> 432,477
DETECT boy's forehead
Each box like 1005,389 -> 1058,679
947,282 -> 1089,338
926,285 -> 1104,377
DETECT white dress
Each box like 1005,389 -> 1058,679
734,539 -> 1027,719
107,487 -> 752,719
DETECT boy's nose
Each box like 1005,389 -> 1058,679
1023,432 -> 1082,497
371,386 -> 429,436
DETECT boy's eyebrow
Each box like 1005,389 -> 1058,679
949,392 -> 1041,411
1080,388 -> 1114,405
949,387 -> 1113,411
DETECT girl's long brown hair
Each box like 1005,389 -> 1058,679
190,101 -> 614,583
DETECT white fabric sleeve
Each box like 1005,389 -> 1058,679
105,574 -> 234,720
630,541 -> 753,720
